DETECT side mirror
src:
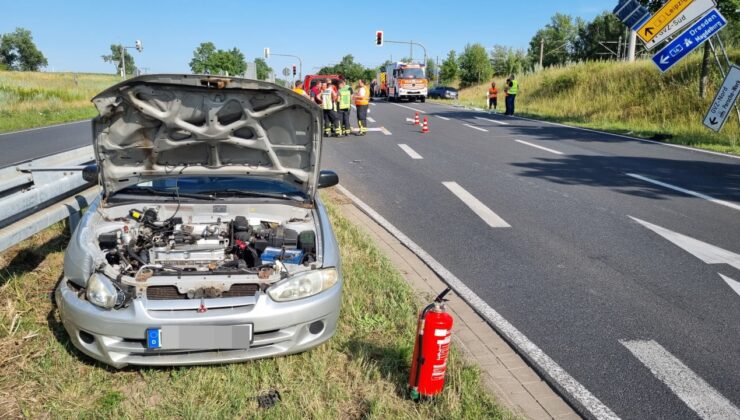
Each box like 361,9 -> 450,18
82,164 -> 99,183
317,170 -> 339,189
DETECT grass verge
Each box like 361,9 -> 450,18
0,71 -> 119,133
0,193 -> 510,419
440,53 -> 740,155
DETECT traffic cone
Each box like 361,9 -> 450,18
414,112 -> 420,126
421,117 -> 429,134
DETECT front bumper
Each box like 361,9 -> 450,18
55,277 -> 342,368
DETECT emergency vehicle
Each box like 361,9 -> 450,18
384,62 -> 428,103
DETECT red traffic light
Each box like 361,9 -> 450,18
292,65 -> 296,76
376,31 -> 384,46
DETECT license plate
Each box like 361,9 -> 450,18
146,325 -> 253,350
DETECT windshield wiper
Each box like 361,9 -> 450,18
206,189 -> 306,201
116,187 -> 219,201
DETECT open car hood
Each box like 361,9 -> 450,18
91,74 -> 322,198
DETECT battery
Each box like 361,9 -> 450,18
260,247 -> 304,265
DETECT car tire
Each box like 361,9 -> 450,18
421,97 -> 426,103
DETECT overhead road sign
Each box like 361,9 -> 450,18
652,9 -> 727,73
638,0 -> 696,43
613,0 -> 651,30
703,66 -> 740,132
643,0 -> 716,51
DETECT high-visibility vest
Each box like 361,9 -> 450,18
338,87 -> 352,109
355,86 -> 369,106
508,80 -> 519,95
321,88 -> 335,110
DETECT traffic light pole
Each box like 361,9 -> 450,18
267,53 -> 303,80
384,40 -> 427,65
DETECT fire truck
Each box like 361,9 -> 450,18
384,62 -> 428,103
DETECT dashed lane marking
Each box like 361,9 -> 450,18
398,144 -> 423,159
626,173 -> 740,212
442,182 -> 510,228
464,124 -> 488,132
475,116 -> 509,125
515,139 -> 564,155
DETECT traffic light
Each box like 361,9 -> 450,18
376,31 -> 384,46
264,47 -> 270,59
135,40 -> 143,52
292,65 -> 296,76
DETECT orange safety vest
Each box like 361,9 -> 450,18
488,87 -> 498,99
355,86 -> 370,106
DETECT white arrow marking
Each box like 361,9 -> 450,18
630,217 -> 740,270
719,274 -> 740,297
660,55 -> 670,65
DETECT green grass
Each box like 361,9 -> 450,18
0,194 -> 511,419
441,52 -> 740,155
0,71 -> 120,133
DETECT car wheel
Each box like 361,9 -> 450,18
421,97 -> 426,103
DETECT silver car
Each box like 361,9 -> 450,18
56,75 -> 342,368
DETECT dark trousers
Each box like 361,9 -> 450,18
505,95 -> 516,115
488,97 -> 497,110
338,108 -> 351,134
356,105 -> 368,133
323,109 -> 337,134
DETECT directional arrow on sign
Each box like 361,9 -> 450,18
630,216 -> 740,270
644,27 -> 654,36
652,9 -> 728,73
638,0 -> 696,43
660,55 -> 670,65
643,0 -> 716,51
710,117 -> 718,125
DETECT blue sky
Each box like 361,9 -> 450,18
2,0 -> 617,75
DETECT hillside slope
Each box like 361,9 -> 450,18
452,53 -> 740,155
0,71 -> 119,133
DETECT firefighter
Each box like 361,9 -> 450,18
320,80 -> 339,137
488,82 -> 498,112
504,75 -> 519,116
353,79 -> 370,136
337,80 -> 352,136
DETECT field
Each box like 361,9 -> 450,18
446,52 -> 740,155
0,71 -> 119,133
0,194 -> 510,419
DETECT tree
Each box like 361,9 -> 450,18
0,28 -> 48,71
490,45 -> 528,77
317,55 -> 377,82
254,58 -> 272,80
459,43 -> 493,87
528,13 -> 584,68
574,12 -> 625,61
439,50 -> 459,84
188,43 -> 246,76
426,58 -> 437,81
102,44 -> 137,76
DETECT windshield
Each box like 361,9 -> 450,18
398,68 -> 425,79
114,176 -> 308,200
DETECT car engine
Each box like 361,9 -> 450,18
97,207 -> 316,277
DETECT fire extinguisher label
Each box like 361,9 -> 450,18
432,362 -> 447,379
434,329 -> 448,337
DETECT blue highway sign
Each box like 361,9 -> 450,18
652,8 -> 727,73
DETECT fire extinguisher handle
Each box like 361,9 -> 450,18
435,287 -> 452,303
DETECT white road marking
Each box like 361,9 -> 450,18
464,124 -> 488,132
0,120 -> 87,136
475,116 -> 509,125
630,217 -> 740,270
621,340 -> 740,420
336,184 -> 619,419
435,115 -> 451,121
369,102 -> 376,106
515,139 -> 564,155
626,173 -> 740,212
380,127 -> 392,136
406,118 -> 416,123
719,273 -> 740,297
398,144 -> 423,159
391,103 -> 426,113
367,117 -> 376,123
442,182 -> 510,228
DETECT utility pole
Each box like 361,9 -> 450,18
539,38 -> 544,68
627,30 -> 637,62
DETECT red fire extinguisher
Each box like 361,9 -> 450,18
409,287 -> 454,400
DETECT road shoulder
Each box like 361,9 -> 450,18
324,187 -> 580,420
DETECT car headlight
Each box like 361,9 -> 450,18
86,273 -> 120,309
268,268 -> 338,302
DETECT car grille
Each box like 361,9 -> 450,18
146,284 -> 260,300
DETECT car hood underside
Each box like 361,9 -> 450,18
91,74 -> 322,197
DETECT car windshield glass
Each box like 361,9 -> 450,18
399,68 -> 425,79
115,177 -> 308,201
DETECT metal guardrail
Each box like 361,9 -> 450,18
0,146 -> 100,253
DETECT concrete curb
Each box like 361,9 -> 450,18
325,187 -> 582,420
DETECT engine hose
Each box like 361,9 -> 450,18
126,243 -> 147,265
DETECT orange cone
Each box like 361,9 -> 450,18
414,112 -> 420,126
421,117 -> 429,134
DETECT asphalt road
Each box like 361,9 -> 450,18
0,120 -> 91,168
4,105 -> 739,419
321,101 -> 740,419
